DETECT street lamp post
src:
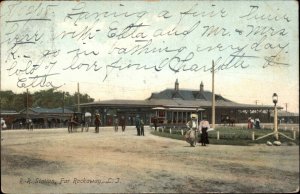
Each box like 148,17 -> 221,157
272,93 -> 278,140
255,93 -> 294,142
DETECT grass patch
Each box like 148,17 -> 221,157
152,131 -> 185,141
151,127 -> 299,146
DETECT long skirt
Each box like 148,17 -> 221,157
200,128 -> 209,144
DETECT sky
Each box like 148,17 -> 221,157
1,0 -> 299,113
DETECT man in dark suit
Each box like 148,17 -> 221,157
94,113 -> 101,133
135,115 -> 141,136
120,116 -> 126,133
140,119 -> 145,136
153,116 -> 158,131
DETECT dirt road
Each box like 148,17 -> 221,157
1,127 -> 299,193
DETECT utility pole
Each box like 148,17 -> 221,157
77,83 -> 80,112
211,60 -> 215,128
26,88 -> 29,121
62,92 -> 65,114
62,91 -> 65,127
285,103 -> 288,124
285,103 -> 288,112
255,100 -> 259,115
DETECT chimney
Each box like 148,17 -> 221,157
175,79 -> 179,91
200,81 -> 204,92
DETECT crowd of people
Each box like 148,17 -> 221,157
90,113 -> 212,143
91,113 -> 144,136
113,116 -> 126,133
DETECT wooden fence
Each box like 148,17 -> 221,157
153,126 -> 298,141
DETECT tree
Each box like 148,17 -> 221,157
0,90 -> 15,110
0,89 -> 94,111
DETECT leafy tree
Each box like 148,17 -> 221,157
0,90 -> 15,110
0,89 -> 94,111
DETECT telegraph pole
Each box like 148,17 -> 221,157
62,92 -> 65,114
285,103 -> 288,112
285,103 -> 288,124
26,89 -> 29,121
77,83 -> 80,112
211,60 -> 215,128
62,91 -> 65,127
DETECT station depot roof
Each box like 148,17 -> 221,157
79,83 -> 279,111
147,88 -> 279,110
79,98 -> 277,110
152,107 -> 204,111
19,107 -> 74,115
0,110 -> 19,115
270,111 -> 299,117
79,99 -> 206,108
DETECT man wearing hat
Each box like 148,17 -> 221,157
94,113 -> 101,133
135,115 -> 141,136
185,114 -> 198,147
199,115 -> 210,146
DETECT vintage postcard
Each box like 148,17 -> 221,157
1,0 -> 299,193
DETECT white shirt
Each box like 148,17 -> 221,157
199,120 -> 210,130
192,120 -> 197,128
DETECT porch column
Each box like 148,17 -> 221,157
181,111 -> 184,123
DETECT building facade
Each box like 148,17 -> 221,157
17,107 -> 74,129
80,80 -> 279,126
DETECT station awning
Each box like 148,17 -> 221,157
152,107 -> 204,111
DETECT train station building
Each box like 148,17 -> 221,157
2,80 -> 292,128
3,107 -> 74,129
79,80 -> 278,126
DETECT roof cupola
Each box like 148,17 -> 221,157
200,81 -> 204,92
175,79 -> 179,91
